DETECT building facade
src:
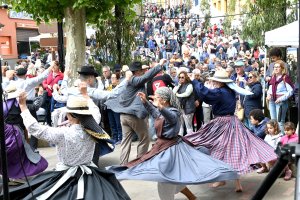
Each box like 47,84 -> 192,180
0,9 -> 38,61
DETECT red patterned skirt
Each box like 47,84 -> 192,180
184,115 -> 277,175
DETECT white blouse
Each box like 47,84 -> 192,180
21,109 -> 95,166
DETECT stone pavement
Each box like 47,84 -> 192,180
1,142 -> 296,200
38,142 -> 295,200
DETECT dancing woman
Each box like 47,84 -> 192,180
109,87 -> 238,200
1,84 -> 48,181
5,92 -> 130,200
184,70 -> 278,192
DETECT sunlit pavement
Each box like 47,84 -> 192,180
1,142 -> 296,200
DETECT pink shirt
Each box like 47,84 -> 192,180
280,133 -> 298,145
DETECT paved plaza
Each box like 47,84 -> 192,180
32,142 -> 296,200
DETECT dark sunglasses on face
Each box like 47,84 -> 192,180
179,76 -> 185,79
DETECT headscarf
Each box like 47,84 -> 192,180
155,87 -> 181,110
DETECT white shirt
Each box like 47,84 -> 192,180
21,109 -> 95,166
12,69 -> 50,101
264,134 -> 282,149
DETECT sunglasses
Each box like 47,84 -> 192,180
179,76 -> 185,79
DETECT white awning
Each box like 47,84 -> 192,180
265,20 -> 299,47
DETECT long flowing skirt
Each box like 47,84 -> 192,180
0,124 -> 48,179
184,116 -> 278,174
109,139 -> 238,184
5,167 -> 131,200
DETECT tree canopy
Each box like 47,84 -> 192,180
241,0 -> 297,46
5,0 -> 140,23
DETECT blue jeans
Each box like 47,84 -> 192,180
107,109 -> 122,142
269,100 -> 288,134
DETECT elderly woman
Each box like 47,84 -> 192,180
267,60 -> 294,134
109,87 -> 238,200
184,70 -> 277,192
6,92 -> 130,200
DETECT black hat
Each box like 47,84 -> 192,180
129,61 -> 142,72
114,64 -> 121,72
77,66 -> 98,77
16,68 -> 27,76
44,63 -> 50,69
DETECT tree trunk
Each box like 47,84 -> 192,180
115,5 -> 123,64
64,7 -> 86,81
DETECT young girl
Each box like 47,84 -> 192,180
257,120 -> 281,173
280,122 -> 299,180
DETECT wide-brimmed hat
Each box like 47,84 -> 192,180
129,61 -> 142,72
3,84 -> 21,100
77,66 -> 98,77
208,70 -> 233,83
65,96 -> 92,115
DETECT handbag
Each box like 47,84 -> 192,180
235,96 -> 245,121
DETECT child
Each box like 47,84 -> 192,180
280,122 -> 299,181
256,119 -> 281,173
249,109 -> 269,139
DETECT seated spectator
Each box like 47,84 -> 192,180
280,122 -> 299,181
249,109 -> 269,139
256,119 -> 280,174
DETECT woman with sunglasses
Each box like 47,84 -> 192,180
267,60 -> 294,134
173,71 -> 195,135
243,71 -> 263,131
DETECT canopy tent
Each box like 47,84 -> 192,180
265,20 -> 299,48
263,20 -> 299,109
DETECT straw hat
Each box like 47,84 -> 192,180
65,96 -> 92,115
4,84 -> 21,100
208,70 -> 233,83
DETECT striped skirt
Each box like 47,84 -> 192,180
184,115 -> 277,175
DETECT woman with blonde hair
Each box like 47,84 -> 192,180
266,60 -> 294,133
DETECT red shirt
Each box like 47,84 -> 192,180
42,71 -> 64,96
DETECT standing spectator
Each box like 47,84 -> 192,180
169,67 -> 179,85
216,47 -> 227,61
266,48 -> 289,82
243,71 -> 263,129
267,60 -> 294,133
42,61 -> 64,126
107,73 -> 123,145
227,41 -> 237,59
193,69 -> 204,130
147,36 -> 156,52
173,71 -> 195,135
98,66 -> 112,90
